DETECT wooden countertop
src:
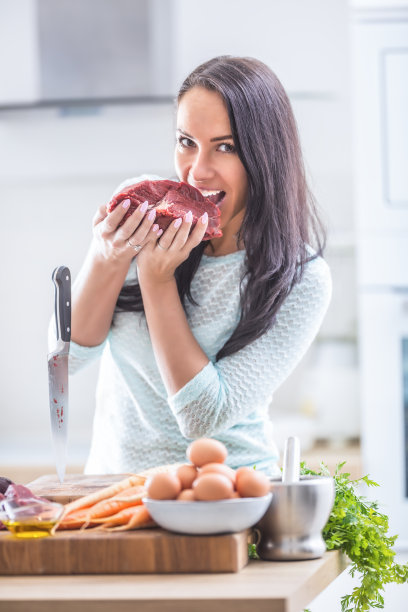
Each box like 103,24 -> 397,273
0,551 -> 347,612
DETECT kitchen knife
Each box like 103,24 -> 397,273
47,266 -> 71,483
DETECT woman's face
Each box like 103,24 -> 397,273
175,86 -> 248,235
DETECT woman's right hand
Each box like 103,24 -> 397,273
92,198 -> 163,264
71,198 -> 163,346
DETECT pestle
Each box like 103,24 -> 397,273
282,436 -> 300,483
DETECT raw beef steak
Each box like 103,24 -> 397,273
107,179 -> 223,240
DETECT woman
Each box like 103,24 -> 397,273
66,56 -> 331,475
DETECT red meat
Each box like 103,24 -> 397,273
107,179 -> 224,241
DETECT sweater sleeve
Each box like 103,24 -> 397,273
168,255 -> 332,439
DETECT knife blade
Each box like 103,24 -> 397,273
47,266 -> 71,483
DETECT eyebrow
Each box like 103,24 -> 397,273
177,128 -> 233,142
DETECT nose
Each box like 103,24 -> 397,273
188,148 -> 215,184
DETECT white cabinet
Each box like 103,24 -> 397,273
352,4 -> 408,543
384,51 -> 408,205
351,10 -> 408,235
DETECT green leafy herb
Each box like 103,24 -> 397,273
300,461 -> 408,611
248,541 -> 260,559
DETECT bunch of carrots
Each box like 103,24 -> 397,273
56,475 -> 155,532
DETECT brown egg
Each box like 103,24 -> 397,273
177,489 -> 195,501
199,462 -> 236,484
187,438 -> 228,467
235,467 -> 270,498
235,466 -> 255,487
192,473 -> 233,501
146,472 -> 182,500
176,464 -> 198,489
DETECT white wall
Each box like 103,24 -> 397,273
0,0 -> 356,469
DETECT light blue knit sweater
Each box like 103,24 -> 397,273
67,228 -> 331,475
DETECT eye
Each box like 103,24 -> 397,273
177,136 -> 195,149
218,142 -> 236,153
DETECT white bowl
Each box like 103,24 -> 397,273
142,493 -> 272,535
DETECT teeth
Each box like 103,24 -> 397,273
200,189 -> 221,196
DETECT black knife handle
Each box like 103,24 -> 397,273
52,266 -> 71,343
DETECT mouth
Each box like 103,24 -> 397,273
198,189 -> 226,206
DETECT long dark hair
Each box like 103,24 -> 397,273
116,56 -> 326,360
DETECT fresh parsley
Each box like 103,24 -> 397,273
248,541 -> 260,560
248,461 -> 408,611
301,461 -> 408,611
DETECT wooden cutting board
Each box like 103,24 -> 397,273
25,473 -> 135,505
0,528 -> 248,575
0,474 -> 249,574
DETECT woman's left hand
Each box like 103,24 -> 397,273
136,210 -> 209,285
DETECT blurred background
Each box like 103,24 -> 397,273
0,0 -> 407,566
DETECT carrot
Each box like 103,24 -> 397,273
58,500 -> 152,532
82,485 -> 145,524
57,509 -> 98,530
61,475 -> 146,518
107,485 -> 146,503
94,505 -> 149,527
98,504 -> 154,531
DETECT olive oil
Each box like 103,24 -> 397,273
2,518 -> 57,538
